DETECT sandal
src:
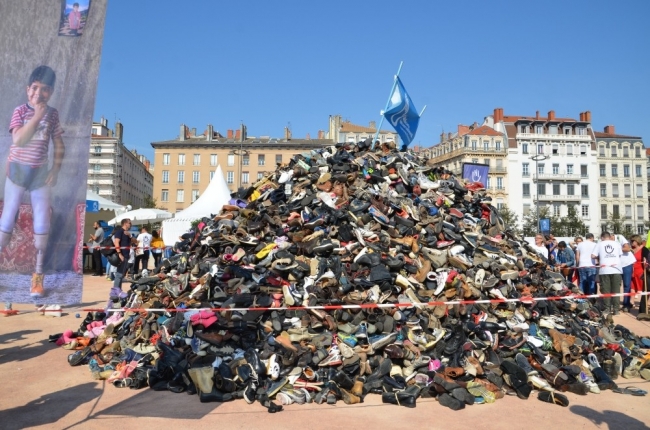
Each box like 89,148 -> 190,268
613,387 -> 647,396
537,391 -> 569,406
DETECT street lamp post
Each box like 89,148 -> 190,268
530,153 -> 550,233
229,147 -> 250,191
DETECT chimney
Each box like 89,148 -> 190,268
548,110 -> 555,120
536,111 -> 540,119
284,126 -> 292,141
585,111 -> 592,122
579,112 -> 584,121
235,129 -> 241,140
493,108 -> 499,123
179,124 -> 186,141
144,160 -> 150,171
457,124 -> 470,136
306,133 -> 311,140
240,124 -> 247,141
440,131 -> 445,143
227,129 -> 233,139
115,121 -> 123,142
604,125 -> 615,135
207,124 -> 213,141
447,132 -> 452,140
317,130 -> 324,139
369,120 -> 376,129
191,127 -> 197,137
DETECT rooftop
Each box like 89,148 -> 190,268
339,121 -> 393,134
593,131 -> 642,140
465,125 -> 504,137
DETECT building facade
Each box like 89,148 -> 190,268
328,115 -> 399,145
423,124 -> 509,208
594,126 -> 646,235
89,118 -> 154,208
151,124 -> 333,213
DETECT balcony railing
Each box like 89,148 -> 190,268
534,194 -> 582,201
533,173 -> 581,181
517,133 -> 592,142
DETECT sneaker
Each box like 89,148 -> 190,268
355,323 -> 368,339
30,273 -> 44,298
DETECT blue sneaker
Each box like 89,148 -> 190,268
338,332 -> 358,347
355,323 -> 368,339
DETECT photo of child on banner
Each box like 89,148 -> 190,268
0,0 -> 106,305
58,0 -> 92,37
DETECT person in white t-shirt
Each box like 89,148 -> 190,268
575,233 -> 598,294
617,235 -> 636,312
530,234 -> 549,259
135,226 -> 153,273
591,231 -> 623,314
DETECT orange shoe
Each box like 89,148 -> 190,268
31,273 -> 44,298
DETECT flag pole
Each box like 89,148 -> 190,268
371,61 -> 403,150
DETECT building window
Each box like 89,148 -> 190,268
276,154 -> 282,165
613,184 -> 619,197
161,189 -> 169,202
242,172 -> 249,184
601,204 -> 608,219
582,205 -> 589,217
580,165 -> 587,178
538,183 -> 546,195
193,154 -> 200,166
163,153 -> 170,165
496,141 -> 501,151
580,145 -> 587,156
581,184 -> 589,198
192,190 -> 199,202
257,172 -> 264,180
258,154 -> 265,166
638,225 -> 645,234
637,184 -> 643,198
486,177 -> 491,188
636,147 -> 641,158
483,142 -> 488,151
552,164 -> 559,175
624,147 -> 629,158
93,163 -> 100,172
537,144 -> 544,155
178,171 -> 184,183
599,146 -> 605,156
210,154 -> 217,166
624,184 -> 631,198
564,144 -> 572,156
638,205 -> 644,219
624,164 -> 630,177
210,171 -> 215,180
242,155 -> 250,166
536,125 -> 543,134
178,154 -> 185,166
94,145 -> 101,153
523,183 -> 530,196
523,204 -> 531,215
522,143 -> 528,154
496,159 -> 503,170
553,184 -> 560,195
192,171 -> 200,183
613,204 -> 620,217
553,204 -> 561,217
567,184 -> 575,195
162,170 -> 169,184
600,184 -> 606,197
496,177 -> 503,189
227,154 -> 235,166
538,164 -> 545,175
226,171 -> 234,184
176,189 -> 184,202
612,147 -> 617,157
484,159 -> 490,167
471,140 -> 477,150
552,144 -> 559,155
522,163 -> 529,177
567,164 -> 574,175
599,164 -> 605,176
625,205 -> 632,219
636,165 -> 642,177
612,165 -> 618,176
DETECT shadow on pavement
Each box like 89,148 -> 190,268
570,405 -> 650,430
0,329 -> 50,365
0,382 -> 103,430
96,388 -> 220,419
0,329 -> 41,344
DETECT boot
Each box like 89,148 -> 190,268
381,390 -> 416,407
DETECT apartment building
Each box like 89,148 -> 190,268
423,124 -> 508,208
89,118 -> 153,208
328,115 -> 399,145
594,126 -> 646,234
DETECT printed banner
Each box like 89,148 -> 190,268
461,162 -> 489,186
0,0 -> 106,305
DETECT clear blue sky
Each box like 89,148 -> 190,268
94,0 -> 650,161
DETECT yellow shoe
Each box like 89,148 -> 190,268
31,273 -> 44,298
255,243 -> 276,259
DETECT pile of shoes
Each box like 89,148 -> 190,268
59,141 -> 650,411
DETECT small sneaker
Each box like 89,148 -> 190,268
30,273 -> 44,298
355,323 -> 368,339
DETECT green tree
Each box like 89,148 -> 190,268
604,212 -> 624,234
522,205 -> 551,237
550,205 -> 588,237
498,204 -> 522,236
142,195 -> 159,209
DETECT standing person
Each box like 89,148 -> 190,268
0,66 -> 65,298
110,218 -> 132,303
89,221 -> 104,277
546,235 -> 558,260
591,231 -> 623,315
68,3 -> 81,35
556,241 -> 576,280
531,234 -> 549,259
628,236 -> 645,311
135,226 -> 152,272
575,233 -> 598,294
150,230 -> 164,268
619,235 -> 637,312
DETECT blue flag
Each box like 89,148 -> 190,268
383,76 -> 420,148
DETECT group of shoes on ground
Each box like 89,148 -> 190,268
58,141 -> 650,411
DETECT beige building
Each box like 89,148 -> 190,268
328,115 -> 399,145
151,124 -> 333,212
423,123 -> 508,207
89,118 -> 153,208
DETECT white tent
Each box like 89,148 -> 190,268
86,190 -> 125,211
84,191 -> 125,243
161,165 -> 231,245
